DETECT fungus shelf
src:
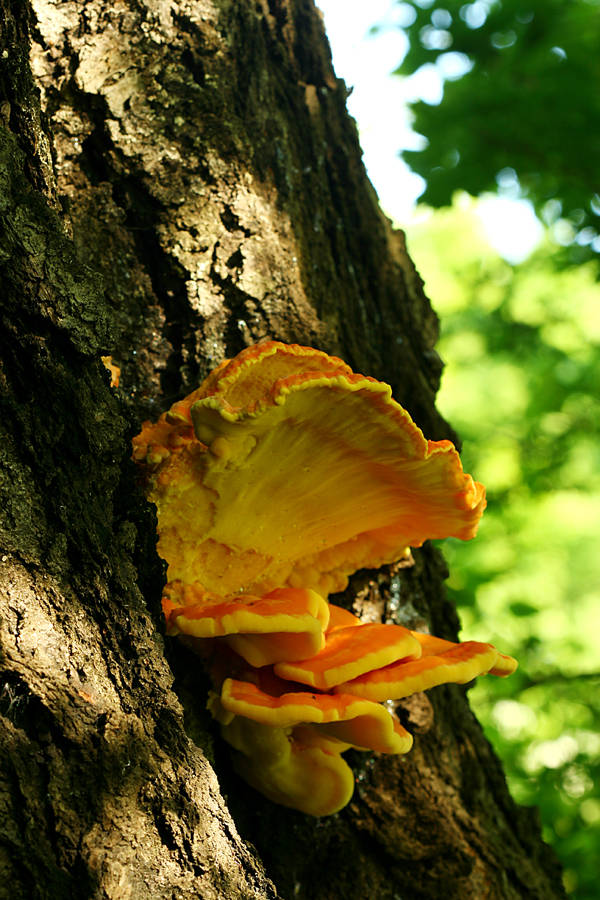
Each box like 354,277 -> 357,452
133,341 -> 516,816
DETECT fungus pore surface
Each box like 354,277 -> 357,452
133,341 -> 516,815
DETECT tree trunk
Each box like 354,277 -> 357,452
0,1 -> 565,898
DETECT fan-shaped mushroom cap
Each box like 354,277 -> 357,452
326,604 -> 362,632
335,633 -> 518,701
273,622 -> 421,689
411,631 -> 517,678
133,342 -> 486,598
162,583 -> 329,667
132,342 -> 350,463
219,715 -> 355,816
488,652 -> 519,677
220,676 -> 413,754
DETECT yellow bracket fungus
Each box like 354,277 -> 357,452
133,341 -> 486,598
218,716 -> 355,817
133,341 -> 516,816
220,676 -> 414,754
163,583 -> 329,666
273,622 -> 421,690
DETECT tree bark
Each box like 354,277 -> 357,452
0,1 -> 565,898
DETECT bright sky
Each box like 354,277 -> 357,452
316,0 -> 543,263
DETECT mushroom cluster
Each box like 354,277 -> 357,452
133,341 -> 516,816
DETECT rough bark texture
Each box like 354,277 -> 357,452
0,1 -> 565,898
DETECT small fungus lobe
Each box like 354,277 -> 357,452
101,355 -> 121,388
133,341 -> 516,815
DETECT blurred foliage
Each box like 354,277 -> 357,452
392,3 -> 600,891
407,196 -> 600,899
396,0 -> 600,267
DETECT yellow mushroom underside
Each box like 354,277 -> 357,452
135,343 -> 486,599
221,716 -> 355,817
